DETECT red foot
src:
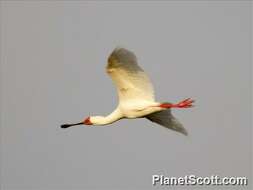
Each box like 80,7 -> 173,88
160,98 -> 194,109
175,98 -> 194,108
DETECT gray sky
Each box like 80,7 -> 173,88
0,1 -> 252,190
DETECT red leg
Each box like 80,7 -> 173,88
160,98 -> 194,109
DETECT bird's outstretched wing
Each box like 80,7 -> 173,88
106,48 -> 154,103
146,109 -> 188,135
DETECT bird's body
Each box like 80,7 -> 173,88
61,47 -> 194,135
119,100 -> 161,119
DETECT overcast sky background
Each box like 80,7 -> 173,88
0,1 -> 252,190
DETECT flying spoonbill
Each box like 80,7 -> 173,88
61,48 -> 194,135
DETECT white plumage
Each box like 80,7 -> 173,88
61,47 -> 194,135
107,47 -> 155,102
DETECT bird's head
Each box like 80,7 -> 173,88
83,116 -> 93,125
85,116 -> 107,125
61,116 -> 107,129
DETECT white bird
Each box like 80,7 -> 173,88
61,48 -> 194,135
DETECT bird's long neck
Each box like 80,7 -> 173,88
93,108 -> 122,125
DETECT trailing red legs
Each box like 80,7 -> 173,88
159,98 -> 194,109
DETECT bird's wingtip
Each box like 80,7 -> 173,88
112,46 -> 126,53
181,130 -> 188,136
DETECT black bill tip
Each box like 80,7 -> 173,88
61,124 -> 71,129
